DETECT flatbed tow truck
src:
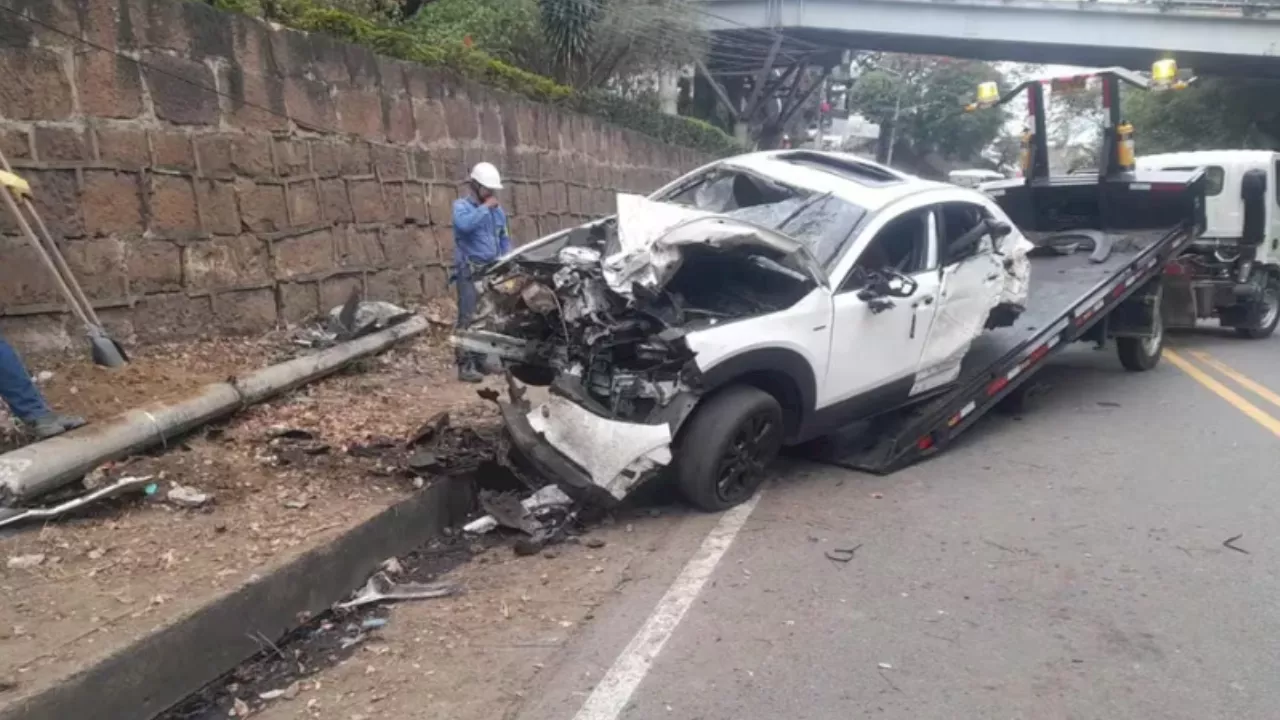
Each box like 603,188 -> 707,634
815,64 -> 1207,474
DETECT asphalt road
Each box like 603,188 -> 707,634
521,330 -> 1280,720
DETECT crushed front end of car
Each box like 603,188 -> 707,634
455,193 -> 822,505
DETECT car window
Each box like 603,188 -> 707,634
771,195 -> 865,268
840,209 -> 931,292
938,202 -> 989,265
656,168 -> 793,212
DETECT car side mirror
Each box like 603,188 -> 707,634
857,271 -> 917,300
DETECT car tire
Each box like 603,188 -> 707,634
674,385 -> 783,513
1117,303 -> 1164,372
1234,273 -> 1280,340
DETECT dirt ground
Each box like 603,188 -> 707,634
0,315 -> 504,708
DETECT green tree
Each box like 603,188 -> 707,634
1123,77 -> 1280,154
849,56 -> 1006,164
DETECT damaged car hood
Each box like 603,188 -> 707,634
602,194 -> 828,296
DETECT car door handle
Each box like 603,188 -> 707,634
913,296 -> 934,308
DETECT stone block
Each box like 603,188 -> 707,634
385,183 -> 406,224
319,179 -> 353,224
413,98 -> 449,146
319,275 -> 363,311
428,184 -> 457,226
0,236 -> 59,306
223,66 -> 288,132
212,287 -> 278,335
411,149 -> 434,181
423,266 -> 449,300
366,268 -> 423,305
372,144 -> 409,181
311,142 -> 341,178
432,226 -> 455,265
348,180 -> 388,224
152,131 -> 196,171
196,179 -> 240,235
380,226 -> 433,265
33,127 -> 87,162
231,133 -> 275,178
386,95 -> 416,145
273,228 -> 335,279
142,51 -> 219,126
0,48 -> 73,121
235,179 -> 287,234
82,171 -> 143,237
279,281 -> 320,324
404,183 -> 428,224
132,293 -> 215,341
479,104 -> 503,147
0,314 -> 72,355
0,128 -> 31,161
2,170 -> 82,238
95,127 -> 148,170
195,134 -> 234,178
76,51 -> 144,119
288,181 -> 321,227
442,96 -> 478,141
284,76 -> 338,132
127,239 -> 183,293
337,227 -> 385,268
148,175 -> 199,238
184,235 -> 270,292
337,88 -> 385,140
340,143 -> 373,176
61,237 -> 127,300
275,139 -> 310,177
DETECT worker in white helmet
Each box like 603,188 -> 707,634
451,161 -> 511,383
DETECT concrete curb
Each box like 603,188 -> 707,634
0,476 -> 475,720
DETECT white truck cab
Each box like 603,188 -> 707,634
1138,150 -> 1280,337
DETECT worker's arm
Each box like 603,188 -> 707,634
452,198 -> 490,233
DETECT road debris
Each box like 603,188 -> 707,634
6,553 -> 46,570
1223,533 -> 1251,554
360,617 -> 389,630
878,662 -> 894,670
336,571 -> 457,610
166,483 -> 211,509
291,293 -> 414,349
463,485 -> 573,535
825,544 -> 862,564
0,476 -> 157,530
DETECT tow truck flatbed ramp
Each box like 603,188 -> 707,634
809,226 -> 1192,474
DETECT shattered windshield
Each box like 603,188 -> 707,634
657,169 -> 866,270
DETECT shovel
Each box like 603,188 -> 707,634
0,149 -> 128,367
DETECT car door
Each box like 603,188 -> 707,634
914,201 -> 1005,394
819,207 -> 941,419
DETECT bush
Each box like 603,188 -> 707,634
207,0 -> 742,156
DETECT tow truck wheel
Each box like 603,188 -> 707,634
674,385 -> 783,512
1234,273 -> 1280,340
1116,304 -> 1164,372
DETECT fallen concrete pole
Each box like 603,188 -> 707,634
0,316 -> 430,504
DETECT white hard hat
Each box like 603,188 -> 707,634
469,162 -> 502,190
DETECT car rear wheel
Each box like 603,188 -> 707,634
674,386 -> 783,512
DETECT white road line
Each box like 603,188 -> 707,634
571,491 -> 763,720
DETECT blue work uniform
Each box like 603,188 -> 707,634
451,197 -> 511,368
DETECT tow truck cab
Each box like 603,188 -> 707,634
1136,150 -> 1280,338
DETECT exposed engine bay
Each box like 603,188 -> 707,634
456,192 -> 822,425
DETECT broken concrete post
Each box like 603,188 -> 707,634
0,316 -> 430,505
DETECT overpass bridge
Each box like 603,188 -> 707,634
699,0 -> 1280,76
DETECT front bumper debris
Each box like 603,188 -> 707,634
493,376 -> 673,505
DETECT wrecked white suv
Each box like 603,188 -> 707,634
455,151 -> 1031,511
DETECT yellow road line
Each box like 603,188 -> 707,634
1164,349 -> 1280,439
1187,349 -> 1280,411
